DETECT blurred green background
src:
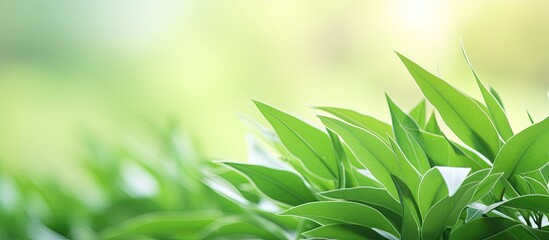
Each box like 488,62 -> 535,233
1,0 -> 548,178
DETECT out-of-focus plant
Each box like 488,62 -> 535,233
0,123 -> 297,239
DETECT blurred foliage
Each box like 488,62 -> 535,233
1,1 -> 549,171
0,124 -> 299,239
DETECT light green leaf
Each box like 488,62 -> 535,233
409,99 -> 427,127
387,95 -> 430,173
490,86 -> 506,110
353,168 -> 385,188
101,211 -> 221,239
425,112 -> 443,135
397,53 -> 501,160
320,116 -> 400,199
450,142 -> 492,170
254,101 -> 338,180
315,106 -> 393,141
198,216 -> 287,240
280,201 -> 400,238
223,162 -> 317,206
462,44 -> 514,141
492,117 -> 549,180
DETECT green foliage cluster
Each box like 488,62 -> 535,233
0,125 -> 299,239
2,48 -> 549,239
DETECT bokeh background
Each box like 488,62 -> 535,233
1,0 -> 549,179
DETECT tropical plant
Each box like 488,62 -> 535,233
218,47 -> 549,239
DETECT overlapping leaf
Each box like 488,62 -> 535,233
255,101 -> 339,181
397,53 -> 501,160
222,162 -> 317,206
281,201 -> 400,238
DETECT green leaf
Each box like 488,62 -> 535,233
320,116 -> 402,199
351,168 -> 384,188
469,173 -> 503,203
523,176 -> 549,195
484,194 -> 549,215
409,99 -> 427,127
411,130 -> 490,171
492,117 -> 549,180
526,108 -> 536,124
254,101 -> 338,180
421,173 -> 501,240
280,201 -> 400,238
489,86 -> 506,110
315,106 -> 393,141
513,174 -> 549,196
321,187 -> 402,227
461,44 -> 514,141
386,95 -> 430,173
392,176 -> 421,240
425,112 -> 443,135
303,224 -> 388,240
198,216 -> 287,240
101,211 -> 221,239
436,167 -> 470,197
449,142 -> 492,170
327,129 -> 349,189
321,187 -> 401,215
418,168 -> 448,219
223,162 -> 317,206
387,137 -> 422,195
397,52 -> 501,160
449,217 -> 522,240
